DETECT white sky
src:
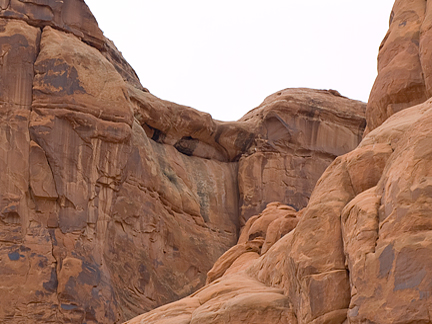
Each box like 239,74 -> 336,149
85,0 -> 395,121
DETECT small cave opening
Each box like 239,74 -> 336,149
174,136 -> 199,156
143,124 -> 166,143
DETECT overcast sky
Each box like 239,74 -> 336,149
85,1 -> 395,121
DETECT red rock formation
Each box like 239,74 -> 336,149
131,85 -> 365,223
126,203 -> 301,324
0,1 -> 368,324
126,1 -> 432,323
237,89 -> 365,223
126,90 -> 432,324
366,0 -> 432,132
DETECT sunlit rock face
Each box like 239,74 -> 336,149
0,1 -> 370,323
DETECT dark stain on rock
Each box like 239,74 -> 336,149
358,119 -> 367,142
48,228 -> 58,246
379,244 -> 394,278
19,245 -> 30,252
138,263 -> 150,287
78,261 -> 101,286
38,258 -> 48,268
64,276 -> 77,298
59,207 -> 87,234
84,306 -> 97,322
234,130 -> 255,152
305,105 -> 319,119
309,277 -> 325,318
43,268 -> 58,293
162,168 -> 178,186
395,268 -> 426,291
14,114 -> 28,122
35,290 -> 44,297
7,251 -> 20,261
196,180 -> 210,223
37,59 -> 85,95
214,125 -> 223,144
0,34 -> 29,50
394,247 -> 428,291
61,303 -> 77,310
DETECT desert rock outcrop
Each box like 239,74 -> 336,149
237,89 -> 365,222
0,1 -> 367,323
126,86 -> 432,324
127,1 -> 432,323
366,0 -> 432,132
130,86 -> 366,225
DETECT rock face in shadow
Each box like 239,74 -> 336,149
0,2 -> 368,324
126,93 -> 432,324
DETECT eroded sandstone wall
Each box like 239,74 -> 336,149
0,19 -> 240,322
0,1 -> 367,323
366,0 -> 432,132
237,89 -> 365,222
128,0 -> 432,322
126,77 -> 432,324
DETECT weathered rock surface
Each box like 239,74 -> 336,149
2,20 -> 240,322
127,91 -> 432,324
131,86 -> 366,224
342,100 -> 432,323
126,203 -> 300,324
0,0 -> 104,48
126,2 -> 432,320
0,1 -> 369,324
366,0 -> 432,132
237,89 -> 365,222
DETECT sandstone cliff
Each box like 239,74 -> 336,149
6,0 -> 431,323
0,1 -> 367,323
127,0 -> 432,323
367,0 -> 432,132
128,93 -> 432,324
